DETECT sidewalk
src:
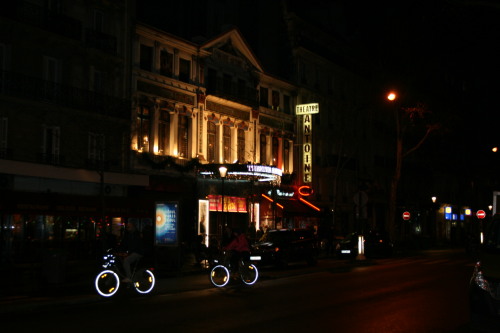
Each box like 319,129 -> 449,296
0,257 -> 211,315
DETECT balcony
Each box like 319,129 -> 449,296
205,78 -> 258,108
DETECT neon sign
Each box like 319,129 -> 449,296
302,113 -> 312,183
298,185 -> 313,196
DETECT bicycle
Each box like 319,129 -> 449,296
94,249 -> 156,297
209,251 -> 259,288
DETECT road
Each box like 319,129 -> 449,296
4,249 -> 478,332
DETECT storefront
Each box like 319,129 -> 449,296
196,164 -> 322,247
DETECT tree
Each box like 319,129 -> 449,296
386,93 -> 441,242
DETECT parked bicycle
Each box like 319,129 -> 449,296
94,249 -> 156,297
209,251 -> 259,287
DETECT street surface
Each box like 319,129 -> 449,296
3,249 -> 479,332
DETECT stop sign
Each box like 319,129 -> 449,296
476,210 -> 486,219
402,211 -> 411,220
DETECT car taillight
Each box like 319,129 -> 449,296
275,247 -> 280,252
472,261 -> 491,293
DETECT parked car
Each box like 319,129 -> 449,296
251,228 -> 318,267
469,215 -> 500,330
336,230 -> 394,259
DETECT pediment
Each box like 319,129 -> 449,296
201,27 -> 264,73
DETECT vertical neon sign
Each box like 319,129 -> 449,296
303,114 -> 312,183
296,103 -> 319,184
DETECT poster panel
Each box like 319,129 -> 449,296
155,202 -> 178,246
198,200 -> 209,246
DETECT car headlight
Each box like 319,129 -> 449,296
472,261 -> 491,293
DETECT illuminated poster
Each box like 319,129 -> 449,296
198,200 -> 209,247
155,202 -> 178,246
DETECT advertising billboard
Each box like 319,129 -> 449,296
155,202 -> 179,246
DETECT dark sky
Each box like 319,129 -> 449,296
137,0 -> 500,151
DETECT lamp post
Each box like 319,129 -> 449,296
219,166 -> 227,230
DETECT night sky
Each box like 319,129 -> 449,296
137,0 -> 500,163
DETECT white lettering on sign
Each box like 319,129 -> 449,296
296,103 -> 319,115
247,164 -> 283,176
303,114 -> 312,183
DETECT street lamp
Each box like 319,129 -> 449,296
387,91 -> 397,101
219,166 -> 227,228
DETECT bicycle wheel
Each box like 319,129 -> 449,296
240,263 -> 259,285
133,268 -> 156,294
95,269 -> 120,297
210,264 -> 230,287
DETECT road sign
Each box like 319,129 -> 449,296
402,211 -> 411,220
476,210 -> 486,219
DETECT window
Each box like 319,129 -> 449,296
260,87 -> 268,107
207,121 -> 217,163
283,140 -> 290,173
284,95 -> 291,114
158,110 -> 170,154
272,90 -> 280,110
299,60 -> 307,84
43,126 -> 60,164
207,68 -> 217,93
140,44 -> 153,71
237,129 -> 245,163
94,9 -> 104,33
178,115 -> 189,157
237,79 -> 246,97
137,106 -> 150,152
223,74 -> 232,94
88,132 -> 105,162
93,70 -> 106,93
223,125 -> 231,163
160,50 -> 173,77
179,58 -> 191,83
44,56 -> 60,100
272,136 -> 279,166
0,43 -> 5,92
260,134 -> 267,164
0,117 -> 7,157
